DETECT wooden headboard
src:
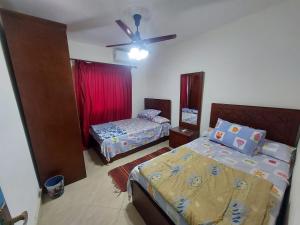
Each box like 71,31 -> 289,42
144,98 -> 171,121
209,103 -> 300,147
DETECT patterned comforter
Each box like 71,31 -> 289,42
128,137 -> 290,225
90,118 -> 171,161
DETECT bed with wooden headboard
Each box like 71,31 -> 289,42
210,103 -> 300,147
131,103 -> 300,225
144,98 -> 171,120
91,98 -> 171,164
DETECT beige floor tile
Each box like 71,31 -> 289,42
121,191 -> 131,209
79,205 -> 120,225
42,177 -> 100,207
38,141 -> 169,225
88,179 -> 126,208
38,202 -> 86,225
115,203 -> 146,225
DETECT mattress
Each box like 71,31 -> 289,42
128,137 -> 290,225
90,118 -> 171,161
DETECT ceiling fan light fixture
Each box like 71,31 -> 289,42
106,15 -> 176,48
128,47 -> 149,60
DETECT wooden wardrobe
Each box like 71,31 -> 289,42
0,9 -> 86,185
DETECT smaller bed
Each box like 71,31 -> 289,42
90,98 -> 171,163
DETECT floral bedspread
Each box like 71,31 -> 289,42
128,137 -> 290,225
90,118 -> 171,161
91,123 -> 127,141
139,146 -> 274,225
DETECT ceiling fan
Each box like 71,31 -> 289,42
106,14 -> 177,48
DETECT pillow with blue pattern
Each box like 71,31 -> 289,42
209,118 -> 266,156
137,109 -> 161,120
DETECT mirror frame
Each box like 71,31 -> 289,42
179,71 -> 205,131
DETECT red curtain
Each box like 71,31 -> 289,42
180,75 -> 188,108
73,60 -> 132,146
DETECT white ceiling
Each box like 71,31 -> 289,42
1,0 -> 283,47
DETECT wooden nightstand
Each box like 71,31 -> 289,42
169,127 -> 199,148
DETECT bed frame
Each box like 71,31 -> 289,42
91,98 -> 171,164
131,103 -> 300,225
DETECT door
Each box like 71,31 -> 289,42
0,187 -> 10,225
0,187 -> 28,225
0,9 -> 86,185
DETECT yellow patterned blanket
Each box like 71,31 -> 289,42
139,147 -> 274,225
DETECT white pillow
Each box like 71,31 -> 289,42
259,139 -> 296,163
151,116 -> 170,124
137,109 -> 161,120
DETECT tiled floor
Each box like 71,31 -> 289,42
38,141 -> 169,225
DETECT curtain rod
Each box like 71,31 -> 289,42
70,58 -> 137,69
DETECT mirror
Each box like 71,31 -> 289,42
180,72 -> 204,129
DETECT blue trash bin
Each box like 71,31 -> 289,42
44,175 -> 64,199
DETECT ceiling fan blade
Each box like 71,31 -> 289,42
142,34 -> 177,44
115,20 -> 135,40
106,42 -> 132,47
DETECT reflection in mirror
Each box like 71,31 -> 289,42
180,73 -> 203,126
181,108 -> 198,125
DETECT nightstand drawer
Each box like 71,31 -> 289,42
169,131 -> 188,148
169,127 -> 198,148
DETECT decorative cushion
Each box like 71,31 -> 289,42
137,109 -> 161,120
259,139 -> 296,163
151,116 -> 170,124
209,118 -> 266,156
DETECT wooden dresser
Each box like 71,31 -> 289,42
169,127 -> 199,148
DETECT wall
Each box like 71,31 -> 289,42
67,40 -> 149,117
0,35 -> 40,224
141,0 -> 300,224
68,40 -> 114,64
143,0 -> 300,129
